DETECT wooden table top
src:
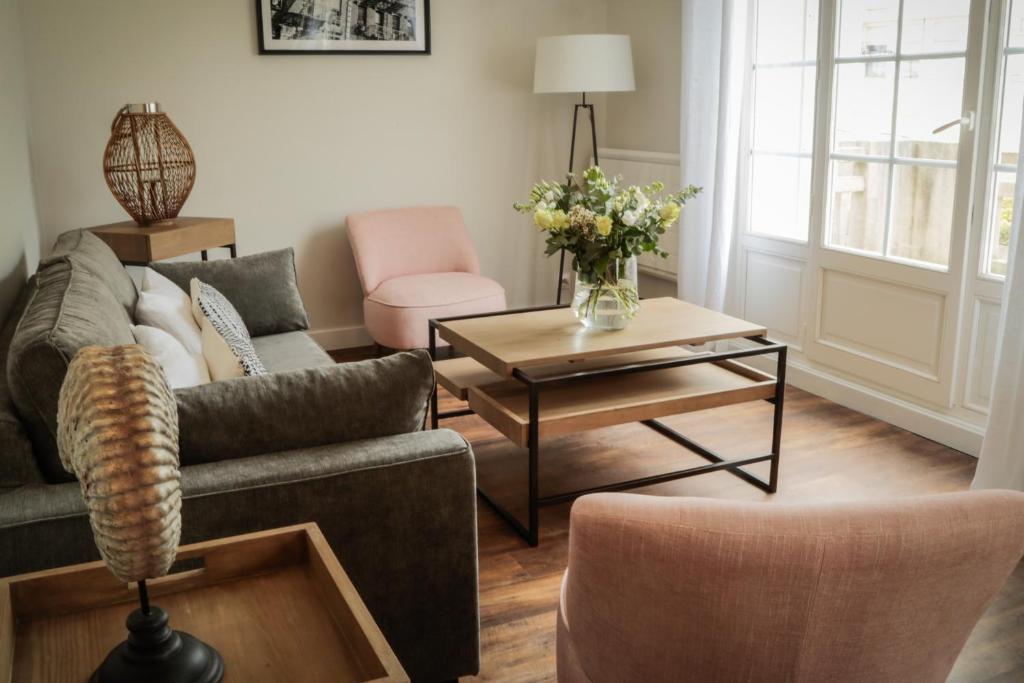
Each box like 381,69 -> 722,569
436,297 -> 766,376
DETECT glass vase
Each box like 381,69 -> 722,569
572,256 -> 640,330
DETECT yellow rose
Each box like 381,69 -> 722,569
660,203 -> 681,225
595,215 -> 613,237
534,209 -> 554,230
551,210 -> 569,231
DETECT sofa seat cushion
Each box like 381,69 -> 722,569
40,230 -> 138,317
6,261 -> 136,483
367,272 -> 504,309
364,273 -> 506,350
252,332 -> 334,374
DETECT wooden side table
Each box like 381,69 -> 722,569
87,217 -> 236,265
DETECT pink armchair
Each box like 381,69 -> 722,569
558,491 -> 1024,683
346,206 -> 506,350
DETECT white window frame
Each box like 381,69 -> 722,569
741,0 -> 1013,276
978,0 -> 1023,280
743,0 -> 818,244
822,2 -> 971,271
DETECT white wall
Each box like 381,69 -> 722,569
18,0 -> 608,347
0,0 -> 40,324
605,0 -> 681,156
605,0 -> 683,299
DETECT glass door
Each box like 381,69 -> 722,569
803,0 -> 985,405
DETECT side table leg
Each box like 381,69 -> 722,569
769,346 -> 787,492
228,243 -> 237,258
527,383 -> 540,546
201,249 -> 209,261
428,323 -> 439,430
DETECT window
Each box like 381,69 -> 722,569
825,0 -> 971,268
744,0 -> 1024,275
746,0 -> 819,241
983,0 -> 1024,276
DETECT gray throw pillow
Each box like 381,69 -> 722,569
151,249 -> 309,337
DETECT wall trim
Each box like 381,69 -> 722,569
749,355 -> 985,457
309,324 -> 372,352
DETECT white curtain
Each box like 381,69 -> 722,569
677,0 -> 748,311
972,130 -> 1024,491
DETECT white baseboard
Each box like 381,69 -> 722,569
308,324 -> 372,351
748,356 -> 984,456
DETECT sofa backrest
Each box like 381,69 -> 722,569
346,206 -> 481,295
40,229 -> 138,316
0,278 -> 44,489
6,230 -> 137,483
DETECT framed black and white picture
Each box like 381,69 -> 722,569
256,0 -> 430,55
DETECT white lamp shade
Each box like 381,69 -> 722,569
533,34 -> 636,94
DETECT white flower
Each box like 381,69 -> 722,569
636,193 -> 650,211
622,210 -> 639,226
544,191 -> 555,202
536,201 -> 549,211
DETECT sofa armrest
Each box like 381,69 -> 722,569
149,249 -> 308,336
174,350 -> 433,466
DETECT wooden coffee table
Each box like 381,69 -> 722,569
429,298 -> 787,546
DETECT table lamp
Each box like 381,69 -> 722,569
533,34 -> 635,303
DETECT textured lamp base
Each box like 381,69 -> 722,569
91,606 -> 224,683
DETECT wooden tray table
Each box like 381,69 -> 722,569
0,524 -> 408,682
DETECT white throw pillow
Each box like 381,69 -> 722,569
135,268 -> 203,355
190,278 -> 267,381
132,325 -> 211,389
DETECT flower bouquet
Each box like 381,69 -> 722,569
515,166 -> 700,329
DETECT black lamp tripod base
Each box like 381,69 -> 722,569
557,92 -> 601,306
91,582 -> 224,683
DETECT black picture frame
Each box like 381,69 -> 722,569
256,0 -> 431,55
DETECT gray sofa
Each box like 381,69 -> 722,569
0,230 -> 479,682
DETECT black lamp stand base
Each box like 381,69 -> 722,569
91,605 -> 224,683
557,91 -> 601,306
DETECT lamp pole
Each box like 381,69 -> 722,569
557,91 -> 601,305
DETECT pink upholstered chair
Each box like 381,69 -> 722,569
558,491 -> 1024,683
346,206 -> 506,350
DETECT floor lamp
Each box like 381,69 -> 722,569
534,34 -> 635,304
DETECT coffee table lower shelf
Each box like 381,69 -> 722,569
432,340 -> 787,546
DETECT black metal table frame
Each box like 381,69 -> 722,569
428,305 -> 788,547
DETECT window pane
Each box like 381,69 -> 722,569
900,0 -> 970,54
894,58 -> 965,160
986,172 -> 1016,277
888,164 -> 956,266
755,0 -> 819,63
838,0 -> 899,58
752,66 -> 817,153
1010,0 -> 1024,48
749,155 -> 812,240
828,159 -> 890,253
833,61 -> 895,156
996,54 -> 1024,167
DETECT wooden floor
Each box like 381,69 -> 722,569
332,348 -> 1023,682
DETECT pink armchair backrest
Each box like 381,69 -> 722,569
346,206 -> 481,295
560,491 -> 1024,683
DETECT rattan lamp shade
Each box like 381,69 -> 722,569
103,103 -> 196,227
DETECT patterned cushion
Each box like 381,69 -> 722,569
190,279 -> 266,380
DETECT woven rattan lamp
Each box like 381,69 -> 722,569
103,103 -> 196,227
